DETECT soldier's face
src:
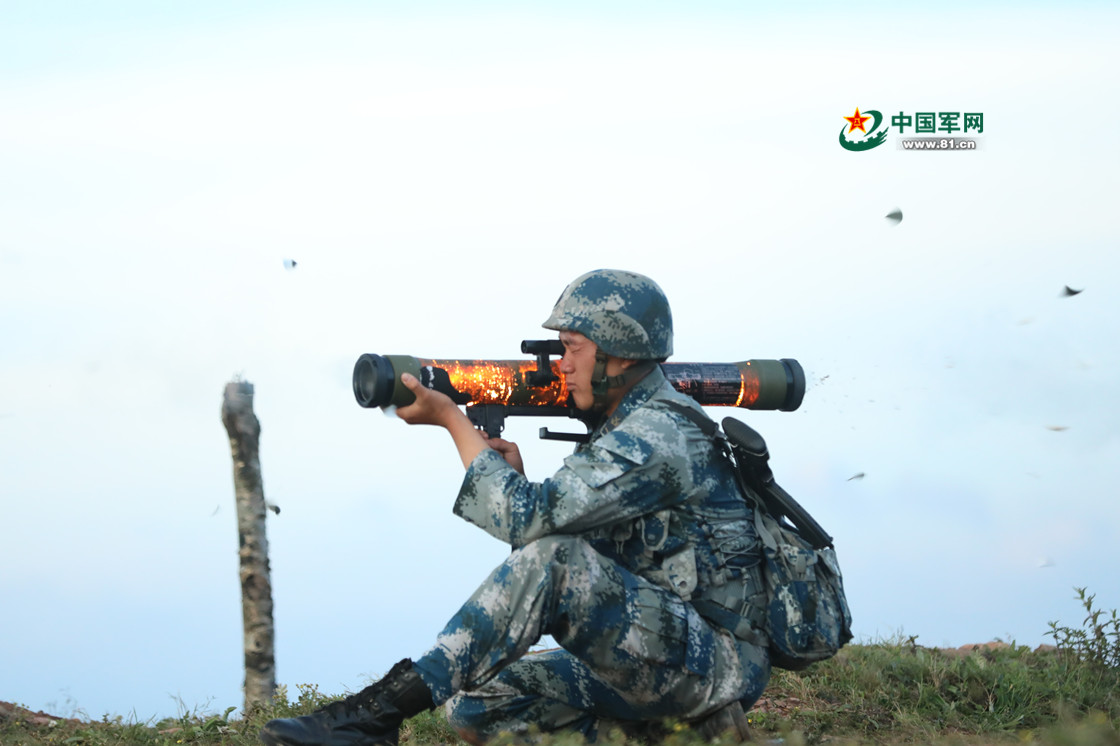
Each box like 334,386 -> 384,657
558,331 -> 629,412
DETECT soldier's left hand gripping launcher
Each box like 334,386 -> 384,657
353,340 -> 806,444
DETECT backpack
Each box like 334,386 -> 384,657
668,402 -> 853,671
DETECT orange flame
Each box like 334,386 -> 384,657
738,362 -> 760,408
414,359 -> 781,411
420,359 -> 568,406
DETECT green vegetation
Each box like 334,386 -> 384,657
1047,588 -> 1120,670
3,589 -> 1118,746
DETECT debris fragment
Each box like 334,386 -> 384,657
1061,285 -> 1082,296
847,472 -> 865,481
283,258 -> 298,270
885,208 -> 903,224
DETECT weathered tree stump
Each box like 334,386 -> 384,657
221,380 -> 276,713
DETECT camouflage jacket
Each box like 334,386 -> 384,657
453,366 -> 761,599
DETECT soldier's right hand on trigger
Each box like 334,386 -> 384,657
482,435 -> 525,475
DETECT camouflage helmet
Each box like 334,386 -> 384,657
542,269 -> 673,359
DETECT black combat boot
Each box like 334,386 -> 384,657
259,659 -> 434,746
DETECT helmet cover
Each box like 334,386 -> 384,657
542,269 -> 673,359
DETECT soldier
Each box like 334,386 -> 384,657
261,269 -> 770,746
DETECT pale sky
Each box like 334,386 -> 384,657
2,0 -> 1118,724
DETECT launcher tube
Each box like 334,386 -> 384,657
354,354 -> 804,412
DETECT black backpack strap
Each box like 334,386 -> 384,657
663,399 -> 720,437
665,399 -> 834,550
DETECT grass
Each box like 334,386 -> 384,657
3,588 -> 1118,746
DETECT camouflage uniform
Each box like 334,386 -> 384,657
260,270 -> 771,746
412,364 -> 771,742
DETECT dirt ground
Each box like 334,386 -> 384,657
0,700 -> 80,727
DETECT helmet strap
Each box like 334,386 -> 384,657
589,350 -> 611,399
589,352 -> 657,409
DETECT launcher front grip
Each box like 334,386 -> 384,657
353,353 -> 805,412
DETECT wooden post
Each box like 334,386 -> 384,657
221,380 -> 276,713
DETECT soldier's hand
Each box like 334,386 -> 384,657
483,435 -> 525,475
396,373 -> 461,428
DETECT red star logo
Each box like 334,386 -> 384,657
844,107 -> 870,134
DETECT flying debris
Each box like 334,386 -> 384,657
885,208 -> 903,224
1045,425 -> 1069,432
1061,285 -> 1082,297
847,472 -> 865,481
267,502 -> 281,515
283,258 -> 298,270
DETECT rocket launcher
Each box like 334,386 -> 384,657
353,340 -> 805,442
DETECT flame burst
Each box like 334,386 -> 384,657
738,362 -> 761,407
418,359 -> 777,411
421,359 -> 567,406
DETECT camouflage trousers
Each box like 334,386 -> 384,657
412,535 -> 770,743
